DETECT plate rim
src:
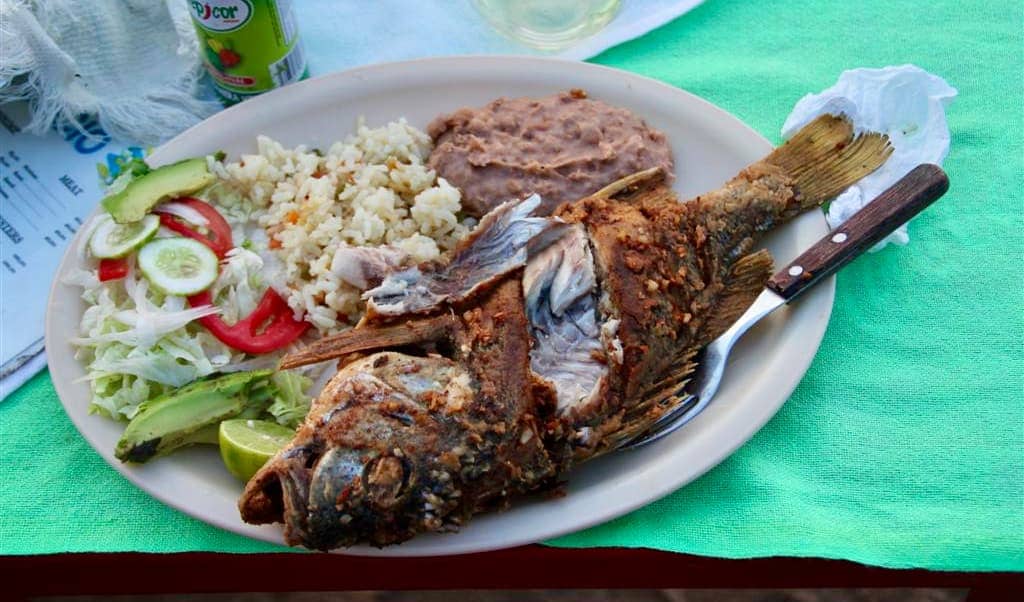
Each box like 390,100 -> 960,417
46,55 -> 836,557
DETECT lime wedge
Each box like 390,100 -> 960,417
218,419 -> 295,482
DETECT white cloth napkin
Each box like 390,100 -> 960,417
783,65 -> 957,250
0,0 -> 220,145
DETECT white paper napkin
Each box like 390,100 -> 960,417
783,65 -> 957,250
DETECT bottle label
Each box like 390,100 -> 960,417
190,0 -> 253,32
189,0 -> 307,104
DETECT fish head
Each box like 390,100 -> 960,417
243,351 -> 475,549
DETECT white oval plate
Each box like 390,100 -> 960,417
46,56 -> 834,557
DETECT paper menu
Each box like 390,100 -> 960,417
0,102 -> 140,390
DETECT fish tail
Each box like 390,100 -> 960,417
765,114 -> 893,211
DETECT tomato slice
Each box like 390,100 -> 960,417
158,198 -> 304,353
155,197 -> 234,258
188,288 -> 308,354
98,258 -> 129,281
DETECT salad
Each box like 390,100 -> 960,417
70,153 -> 315,479
69,119 -> 473,481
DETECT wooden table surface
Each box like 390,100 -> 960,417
4,546 -> 1021,597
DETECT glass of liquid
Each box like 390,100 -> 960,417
472,0 -> 622,51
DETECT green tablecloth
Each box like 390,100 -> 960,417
2,0 -> 1021,571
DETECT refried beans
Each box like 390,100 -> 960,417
427,90 -> 674,217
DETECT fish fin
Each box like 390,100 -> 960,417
698,248 -> 775,346
582,251 -> 773,456
633,349 -> 700,405
278,314 -> 456,369
765,114 -> 893,209
588,167 -> 666,201
585,347 -> 700,456
595,251 -> 770,453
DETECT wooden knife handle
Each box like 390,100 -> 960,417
767,164 -> 949,301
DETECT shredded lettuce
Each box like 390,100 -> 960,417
73,159 -> 313,426
71,241 -> 309,422
72,265 -> 247,419
71,248 -> 253,419
266,371 -> 313,428
210,247 -> 265,324
73,268 -> 220,349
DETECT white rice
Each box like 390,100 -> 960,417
207,119 -> 472,334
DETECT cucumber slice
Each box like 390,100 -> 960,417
138,237 -> 219,295
88,214 -> 160,259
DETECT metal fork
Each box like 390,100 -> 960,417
618,164 -> 950,451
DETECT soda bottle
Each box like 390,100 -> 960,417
188,0 -> 308,105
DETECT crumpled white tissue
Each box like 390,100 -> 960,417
782,65 -> 956,250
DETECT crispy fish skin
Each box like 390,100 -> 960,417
551,118 -> 892,457
552,163 -> 802,456
241,279 -> 556,549
250,114 -> 892,548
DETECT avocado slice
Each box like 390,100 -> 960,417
178,423 -> 221,446
102,157 -> 215,224
115,370 -> 274,463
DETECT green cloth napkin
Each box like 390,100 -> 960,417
2,0 -> 1021,571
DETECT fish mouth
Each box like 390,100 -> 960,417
244,443 -> 420,550
238,442 -> 317,545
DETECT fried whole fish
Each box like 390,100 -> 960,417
240,114 -> 892,549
